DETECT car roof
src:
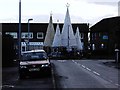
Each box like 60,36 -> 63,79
22,49 -> 46,54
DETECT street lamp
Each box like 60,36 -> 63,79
18,0 -> 21,60
27,18 -> 33,50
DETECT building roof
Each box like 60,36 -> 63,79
2,23 -> 89,33
90,16 -> 120,32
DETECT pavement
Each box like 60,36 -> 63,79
102,61 -> 120,69
2,66 -> 54,89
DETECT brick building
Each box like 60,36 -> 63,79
2,23 -> 89,54
90,16 -> 120,59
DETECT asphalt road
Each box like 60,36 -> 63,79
2,66 -> 54,90
2,60 -> 120,90
52,60 -> 119,89
73,60 -> 119,87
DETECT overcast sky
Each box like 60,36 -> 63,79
0,0 -> 119,26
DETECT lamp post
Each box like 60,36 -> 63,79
18,0 -> 21,60
27,18 -> 33,50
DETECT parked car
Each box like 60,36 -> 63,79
19,49 -> 51,79
48,52 -> 62,59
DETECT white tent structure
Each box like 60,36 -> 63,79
75,27 -> 83,51
61,7 -> 77,51
44,15 -> 55,47
52,21 -> 61,47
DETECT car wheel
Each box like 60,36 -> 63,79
19,73 -> 25,79
47,67 -> 52,76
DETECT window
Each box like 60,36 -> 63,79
91,33 -> 98,40
95,33 -> 97,39
22,52 -> 47,61
92,44 -> 95,50
5,32 -> 17,38
101,43 -> 104,48
99,33 -> 101,37
102,35 -> 108,40
21,32 -> 33,39
22,46 -> 26,52
37,32 -> 44,39
92,33 -> 94,40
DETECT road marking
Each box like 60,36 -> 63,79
58,60 -> 63,62
75,62 -> 77,64
73,61 -> 100,76
115,83 -> 120,86
72,60 -> 74,62
51,65 -> 56,89
108,80 -> 120,87
72,60 -> 78,64
93,71 -> 100,76
86,67 -> 91,71
109,80 -> 113,83
58,60 -> 66,62
57,60 -> 62,62
72,60 -> 120,87
2,85 -> 14,88
81,65 -> 86,68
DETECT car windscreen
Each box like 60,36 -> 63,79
21,52 -> 48,61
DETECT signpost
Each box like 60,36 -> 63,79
24,39 -> 29,51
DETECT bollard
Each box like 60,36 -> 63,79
115,49 -> 119,63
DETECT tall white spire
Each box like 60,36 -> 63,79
44,14 -> 55,47
52,20 -> 61,47
61,4 -> 77,49
75,27 -> 83,50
